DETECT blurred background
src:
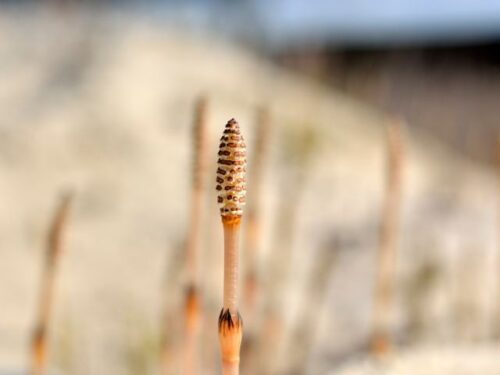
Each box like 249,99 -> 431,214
0,1 -> 498,374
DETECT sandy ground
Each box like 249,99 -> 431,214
0,6 -> 497,375
335,345 -> 500,375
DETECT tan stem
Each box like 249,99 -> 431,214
222,361 -> 240,375
219,216 -> 243,375
217,118 -> 246,375
186,97 -> 208,282
167,96 -> 208,375
222,217 -> 241,314
372,123 -> 404,354
30,192 -> 72,375
31,267 -> 55,375
243,108 -> 269,315
182,286 -> 200,375
186,186 -> 203,281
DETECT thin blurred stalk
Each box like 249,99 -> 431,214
405,257 -> 440,342
186,96 -> 210,286
256,125 -> 318,375
200,159 -> 220,375
30,191 -> 73,375
240,107 -> 271,373
159,242 -> 183,375
254,192 -> 297,375
243,106 -> 271,317
183,96 -> 209,375
279,239 -> 337,375
371,121 -> 405,357
161,96 -> 209,375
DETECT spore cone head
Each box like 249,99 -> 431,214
216,119 -> 247,217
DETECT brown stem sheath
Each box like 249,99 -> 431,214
218,306 -> 243,375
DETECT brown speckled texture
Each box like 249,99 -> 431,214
216,119 -> 247,217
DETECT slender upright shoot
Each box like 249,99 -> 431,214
183,96 -> 209,375
257,125 -> 318,375
161,96 -> 209,375
216,119 -> 247,375
371,121 -> 405,357
30,191 -> 73,375
241,108 -> 271,374
243,107 -> 271,315
280,238 -> 337,374
186,96 -> 210,284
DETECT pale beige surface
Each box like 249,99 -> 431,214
335,345 -> 500,375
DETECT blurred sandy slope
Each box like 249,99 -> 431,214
335,344 -> 500,375
0,5 -> 497,375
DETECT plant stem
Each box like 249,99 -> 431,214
223,217 -> 241,314
183,96 -> 208,375
161,96 -> 209,375
240,109 -> 272,375
371,121 -> 405,356
256,125 -> 316,375
183,285 -> 201,375
219,216 -> 243,375
216,118 -> 246,375
243,107 -> 270,313
186,96 -> 209,283
30,191 -> 73,375
222,361 -> 240,375
281,239 -> 337,374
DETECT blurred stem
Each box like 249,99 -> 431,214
371,122 -> 405,356
244,107 -> 270,315
161,97 -> 208,375
222,362 -> 239,375
281,242 -> 336,374
183,286 -> 200,375
186,96 -> 209,283
30,192 -> 73,375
